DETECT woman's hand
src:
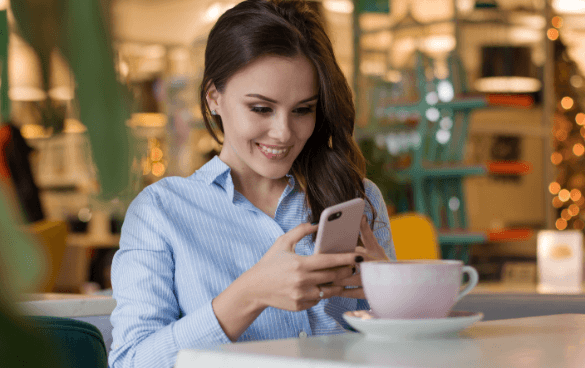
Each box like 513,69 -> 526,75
356,215 -> 391,261
213,222 -> 362,341
333,215 -> 390,299
242,222 -> 362,312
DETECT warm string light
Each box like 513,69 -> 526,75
577,113 -> 585,126
551,152 -> 563,165
561,96 -> 574,110
549,182 -> 561,195
552,16 -> 563,29
561,209 -> 571,221
569,204 -> 580,216
556,218 -> 567,230
547,28 -> 559,41
559,189 -> 571,202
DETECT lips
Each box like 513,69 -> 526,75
256,143 -> 291,155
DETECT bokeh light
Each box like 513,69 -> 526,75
552,16 -> 563,28
549,182 -> 561,195
570,189 -> 582,202
551,152 -> 563,165
576,113 -> 585,126
552,196 -> 564,208
561,209 -> 572,220
574,143 -> 585,156
574,219 -> 585,230
150,147 -> 164,162
569,204 -> 580,216
152,162 -> 166,177
547,28 -> 559,41
559,189 -> 571,202
556,218 -> 567,230
561,96 -> 574,110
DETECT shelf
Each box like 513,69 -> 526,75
66,233 -> 120,248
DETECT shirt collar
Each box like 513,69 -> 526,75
197,155 -> 297,193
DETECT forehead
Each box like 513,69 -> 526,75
223,55 -> 319,100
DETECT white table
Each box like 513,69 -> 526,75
17,293 -> 116,355
176,314 -> 585,368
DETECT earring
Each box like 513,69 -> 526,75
211,109 -> 218,116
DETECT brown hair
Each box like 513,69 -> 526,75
200,0 -> 377,237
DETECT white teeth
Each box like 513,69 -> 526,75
258,144 -> 287,155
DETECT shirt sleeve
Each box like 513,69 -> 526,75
356,178 -> 396,311
108,189 -> 231,368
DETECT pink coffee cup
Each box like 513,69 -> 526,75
360,260 -> 479,319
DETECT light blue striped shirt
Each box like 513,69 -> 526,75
108,155 -> 395,368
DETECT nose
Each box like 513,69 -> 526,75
268,112 -> 293,143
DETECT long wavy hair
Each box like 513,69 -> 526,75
200,0 -> 377,239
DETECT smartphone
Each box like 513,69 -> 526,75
314,198 -> 365,254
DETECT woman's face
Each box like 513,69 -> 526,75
208,54 -> 318,184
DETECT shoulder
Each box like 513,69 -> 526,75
126,175 -> 201,214
363,178 -> 384,202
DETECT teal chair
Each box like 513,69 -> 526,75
24,316 -> 108,368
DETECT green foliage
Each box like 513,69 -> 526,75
358,137 -> 408,213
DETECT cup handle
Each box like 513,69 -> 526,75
455,266 -> 479,303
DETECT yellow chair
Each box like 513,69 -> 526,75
21,220 -> 68,293
389,213 -> 441,260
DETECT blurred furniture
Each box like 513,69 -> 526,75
24,315 -> 108,368
389,212 -> 440,260
358,50 -> 533,264
18,293 -> 116,356
458,282 -> 585,321
21,219 -> 67,292
176,314 -> 585,368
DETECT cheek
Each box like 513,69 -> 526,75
298,119 -> 316,141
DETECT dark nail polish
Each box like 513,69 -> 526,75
355,256 -> 364,263
311,222 -> 318,225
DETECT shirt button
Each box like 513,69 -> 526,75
299,331 -> 308,338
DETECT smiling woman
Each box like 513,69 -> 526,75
206,54 -> 318,200
108,1 -> 396,368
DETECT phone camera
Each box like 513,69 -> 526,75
328,211 -> 342,221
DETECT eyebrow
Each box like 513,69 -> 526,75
245,93 -> 319,104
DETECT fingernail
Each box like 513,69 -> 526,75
355,256 -> 364,263
311,222 -> 318,226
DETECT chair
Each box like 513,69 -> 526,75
21,220 -> 68,292
389,212 -> 441,260
24,315 -> 108,368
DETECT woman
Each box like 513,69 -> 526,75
109,1 -> 395,367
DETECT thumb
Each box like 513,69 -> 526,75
276,222 -> 318,253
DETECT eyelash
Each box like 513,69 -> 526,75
250,106 -> 315,115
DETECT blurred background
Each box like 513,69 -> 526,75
3,0 -> 585,294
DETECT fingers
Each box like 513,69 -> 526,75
304,265 -> 355,286
308,284 -> 344,302
304,252 -> 363,272
277,222 -> 318,252
338,286 -> 366,299
330,273 -> 363,287
359,215 -> 378,251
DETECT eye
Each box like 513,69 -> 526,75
251,106 -> 273,114
293,106 -> 315,115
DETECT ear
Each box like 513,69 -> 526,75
206,83 -> 221,113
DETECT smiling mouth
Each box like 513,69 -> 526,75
256,143 -> 291,155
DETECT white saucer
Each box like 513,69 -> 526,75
342,310 -> 483,341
